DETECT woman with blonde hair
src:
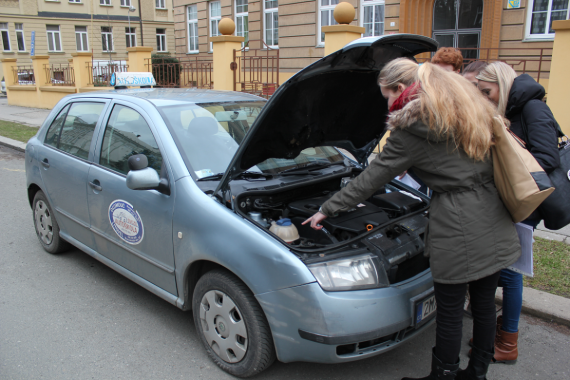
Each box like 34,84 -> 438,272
474,62 -> 560,365
303,58 -> 521,380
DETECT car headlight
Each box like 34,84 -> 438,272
307,253 -> 388,291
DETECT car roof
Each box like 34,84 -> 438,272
69,88 -> 266,107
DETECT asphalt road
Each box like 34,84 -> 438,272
1,145 -> 569,380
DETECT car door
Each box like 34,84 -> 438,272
38,99 -> 109,249
87,101 -> 177,295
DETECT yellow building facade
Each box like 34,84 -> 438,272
0,0 -> 175,80
171,0 -> 567,87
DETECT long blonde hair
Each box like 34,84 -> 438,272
378,59 -> 497,161
476,62 -> 517,116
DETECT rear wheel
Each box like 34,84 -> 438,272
192,269 -> 276,378
33,191 -> 70,254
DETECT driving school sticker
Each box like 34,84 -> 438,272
108,200 -> 144,245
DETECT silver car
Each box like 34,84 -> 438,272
25,34 -> 438,377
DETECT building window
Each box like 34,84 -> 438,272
319,0 -> 339,45
361,0 -> 384,37
433,0 -> 483,59
69,0 -> 82,3
120,0 -> 131,6
101,26 -> 113,52
235,0 -> 249,46
156,0 -> 165,9
526,0 -> 569,39
209,1 -> 221,51
0,23 -> 11,52
264,0 -> 278,47
100,0 -> 111,5
75,26 -> 89,51
126,27 -> 136,48
156,28 -> 167,52
47,25 -> 62,52
187,5 -> 199,52
16,23 -> 26,52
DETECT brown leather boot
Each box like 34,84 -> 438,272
493,329 -> 518,364
468,315 -> 503,348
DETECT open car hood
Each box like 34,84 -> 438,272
216,34 -> 437,193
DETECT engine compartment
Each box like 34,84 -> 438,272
233,174 -> 431,284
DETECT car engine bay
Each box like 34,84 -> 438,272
232,172 -> 431,285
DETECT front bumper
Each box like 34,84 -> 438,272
255,269 -> 434,363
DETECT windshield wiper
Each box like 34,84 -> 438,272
278,161 -> 345,175
197,171 -> 272,181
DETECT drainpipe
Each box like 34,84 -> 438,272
138,0 -> 144,46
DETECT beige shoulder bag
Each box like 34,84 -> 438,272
491,116 -> 554,223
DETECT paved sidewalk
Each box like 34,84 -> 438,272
1,98 -> 569,327
0,97 -> 51,127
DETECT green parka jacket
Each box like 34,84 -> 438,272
321,100 -> 521,284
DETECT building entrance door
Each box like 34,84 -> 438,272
432,0 -> 484,59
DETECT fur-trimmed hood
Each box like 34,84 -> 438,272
386,98 -> 453,144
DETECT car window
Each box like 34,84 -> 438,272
56,102 -> 105,159
100,104 -> 163,176
44,104 -> 71,148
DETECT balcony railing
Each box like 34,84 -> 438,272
88,61 -> 129,87
12,66 -> 35,85
44,63 -> 75,86
146,57 -> 213,89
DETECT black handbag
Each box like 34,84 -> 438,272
522,115 -> 570,230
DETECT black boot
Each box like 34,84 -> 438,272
456,345 -> 494,380
402,348 -> 460,380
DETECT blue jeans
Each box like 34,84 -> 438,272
498,269 -> 523,333
499,218 -> 539,333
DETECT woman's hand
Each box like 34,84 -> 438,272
302,212 -> 328,230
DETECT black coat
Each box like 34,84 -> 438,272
506,74 -> 560,173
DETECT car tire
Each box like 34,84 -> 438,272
192,269 -> 276,378
32,190 -> 70,254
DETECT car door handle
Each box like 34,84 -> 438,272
89,181 -> 102,192
41,158 -> 50,168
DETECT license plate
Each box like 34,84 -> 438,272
415,294 -> 437,326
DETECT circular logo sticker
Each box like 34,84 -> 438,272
108,200 -> 144,245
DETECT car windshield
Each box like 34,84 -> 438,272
159,102 -> 344,178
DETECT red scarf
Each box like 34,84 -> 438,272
389,82 -> 421,113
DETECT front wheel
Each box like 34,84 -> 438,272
32,190 -> 70,254
192,269 -> 276,378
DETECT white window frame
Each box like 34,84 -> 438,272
69,0 -> 82,3
235,0 -> 249,48
156,28 -> 167,52
360,0 -> 385,37
100,0 -> 111,5
263,0 -> 278,48
155,0 -> 166,9
525,0 -> 570,41
126,27 -> 136,48
187,5 -> 199,53
209,1 -> 221,52
120,0 -> 131,7
318,0 -> 339,46
46,25 -> 63,52
0,23 -> 11,52
75,26 -> 89,52
101,26 -> 113,52
15,24 -> 26,52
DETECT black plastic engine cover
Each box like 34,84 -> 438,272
370,192 -> 423,216
288,196 -> 390,234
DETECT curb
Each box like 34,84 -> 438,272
495,287 -> 570,327
0,136 -> 26,153
534,229 -> 569,244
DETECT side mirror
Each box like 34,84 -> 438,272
126,167 -> 161,190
